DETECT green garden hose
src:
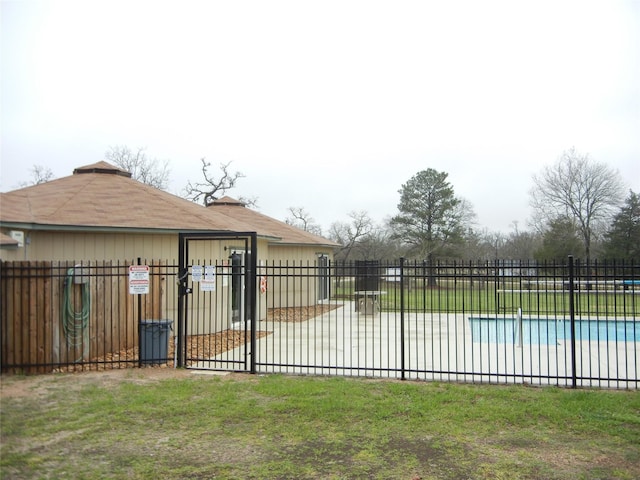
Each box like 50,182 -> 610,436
62,267 -> 91,360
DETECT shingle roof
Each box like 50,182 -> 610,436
0,232 -> 18,247
211,196 -> 339,246
0,162 -> 338,247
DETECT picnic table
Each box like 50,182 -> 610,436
354,290 -> 386,315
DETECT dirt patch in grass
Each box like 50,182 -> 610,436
0,367 -> 260,400
277,436 -> 472,479
0,366 -> 192,399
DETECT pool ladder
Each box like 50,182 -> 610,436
516,307 -> 523,348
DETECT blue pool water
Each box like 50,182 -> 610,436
469,317 -> 639,345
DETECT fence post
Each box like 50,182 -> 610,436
137,257 -> 142,368
249,232 -> 258,375
0,260 -> 3,373
568,255 -> 577,389
400,257 -> 406,380
176,235 -> 187,368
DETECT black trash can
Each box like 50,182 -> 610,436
140,320 -> 173,365
354,261 -> 380,312
354,260 -> 380,292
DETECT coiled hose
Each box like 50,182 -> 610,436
62,267 -> 91,360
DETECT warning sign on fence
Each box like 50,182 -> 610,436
129,265 -> 150,294
200,265 -> 216,292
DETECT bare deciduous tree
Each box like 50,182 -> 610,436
18,164 -> 55,187
329,211 -> 374,261
105,146 -> 170,189
184,159 -> 247,206
356,224 -> 400,261
501,221 -> 540,260
285,207 -> 322,235
530,147 -> 625,260
28,165 -> 55,185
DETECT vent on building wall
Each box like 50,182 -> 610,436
8,230 -> 24,247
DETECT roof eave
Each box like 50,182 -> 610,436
268,240 -> 339,248
0,222 -> 278,240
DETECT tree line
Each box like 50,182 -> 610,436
22,146 -> 638,262
298,148 -> 637,263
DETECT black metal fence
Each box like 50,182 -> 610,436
2,258 -> 638,389
257,258 -> 639,389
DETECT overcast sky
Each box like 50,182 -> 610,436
2,0 -> 639,234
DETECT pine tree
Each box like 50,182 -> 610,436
602,190 -> 640,260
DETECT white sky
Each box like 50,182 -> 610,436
2,0 -> 639,234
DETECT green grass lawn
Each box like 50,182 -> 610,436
2,370 -> 639,479
337,280 -> 639,317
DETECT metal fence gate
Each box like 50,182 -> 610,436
176,232 -> 258,372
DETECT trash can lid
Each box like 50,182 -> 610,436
140,319 -> 173,326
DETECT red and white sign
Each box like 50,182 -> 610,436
129,265 -> 150,294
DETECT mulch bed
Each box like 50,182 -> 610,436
52,305 -> 341,372
266,304 -> 341,322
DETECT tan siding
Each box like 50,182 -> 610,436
264,245 -> 334,308
7,231 -> 178,262
0,248 -> 22,261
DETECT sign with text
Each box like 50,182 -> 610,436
200,265 -> 216,292
191,265 -> 203,282
129,265 -> 150,294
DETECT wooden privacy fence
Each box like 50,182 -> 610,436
1,260 -> 170,373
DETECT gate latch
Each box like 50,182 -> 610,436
177,269 -> 192,296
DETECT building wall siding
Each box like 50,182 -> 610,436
265,245 -> 334,307
0,230 -> 178,262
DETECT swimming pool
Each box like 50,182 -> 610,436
469,317 -> 640,345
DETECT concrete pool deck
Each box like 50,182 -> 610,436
196,302 -> 639,389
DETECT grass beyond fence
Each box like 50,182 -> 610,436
337,280 -> 639,317
1,370 -> 639,479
